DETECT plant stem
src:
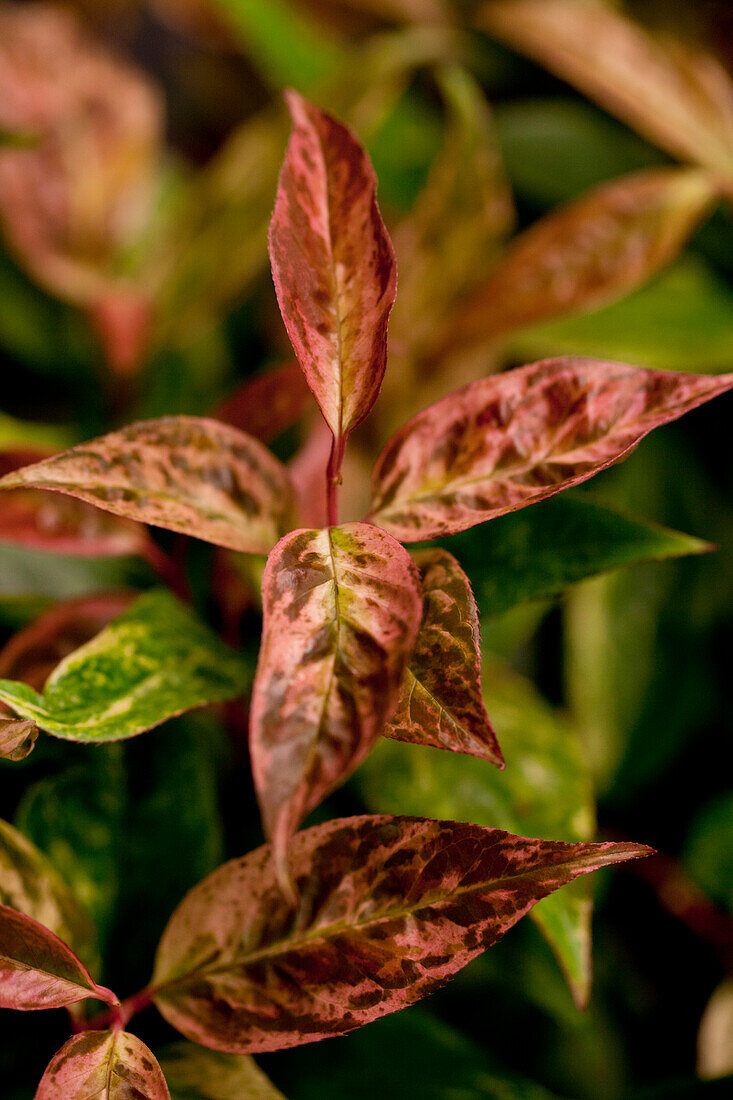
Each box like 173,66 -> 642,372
326,435 -> 345,528
75,987 -> 154,1034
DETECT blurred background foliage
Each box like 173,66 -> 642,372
0,1 -> 732,1097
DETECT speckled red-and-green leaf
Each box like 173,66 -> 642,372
268,91 -> 397,450
35,1030 -> 170,1099
150,814 -> 650,1053
0,418 -> 295,555
250,523 -> 422,889
0,903 -> 117,1010
368,358 -> 733,541
448,168 -> 715,348
385,549 -> 503,765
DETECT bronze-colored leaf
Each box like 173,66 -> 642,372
35,1030 -> 170,1099
0,716 -> 37,761
0,417 -> 296,555
368,358 -> 733,541
385,549 -> 503,765
250,523 -> 422,889
151,814 -> 650,1053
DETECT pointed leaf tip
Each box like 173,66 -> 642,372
35,1030 -> 170,1099
269,91 -> 397,453
369,358 -> 733,541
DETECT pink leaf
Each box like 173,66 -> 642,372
368,358 -> 733,541
385,549 -> 503,765
0,903 -> 117,1010
35,1030 -> 170,1099
0,450 -> 150,559
250,523 -> 422,891
288,418 -> 332,528
212,361 -> 313,444
0,417 -> 296,555
268,90 -> 397,456
151,814 -> 651,1053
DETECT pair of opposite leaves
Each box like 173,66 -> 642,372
2,814 -> 650,1094
1,91 -> 732,889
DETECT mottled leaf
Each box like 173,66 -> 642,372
0,904 -> 116,1010
0,590 -> 250,742
35,1030 -> 170,1099
368,358 -> 733,541
480,0 -> 733,177
213,362 -> 313,444
385,548 -> 503,765
359,661 -> 597,1007
0,449 -> 151,559
441,495 -> 711,622
0,417 -> 295,555
0,717 -> 37,761
250,523 -> 422,886
0,818 -> 96,970
159,1042 -> 286,1100
151,814 -> 649,1052
269,91 -> 397,457
448,168 -> 715,349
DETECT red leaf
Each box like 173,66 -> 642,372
151,814 -> 651,1053
0,449 -> 149,559
368,358 -> 733,541
288,418 -> 332,528
385,549 -> 503,765
250,523 -> 422,892
0,903 -> 117,1010
269,90 -> 397,457
0,418 -> 296,555
35,1030 -> 170,1099
212,361 -> 313,444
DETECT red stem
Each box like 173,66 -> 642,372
326,435 -> 345,528
75,987 -> 154,1034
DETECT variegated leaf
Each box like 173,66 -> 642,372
213,362 -> 313,444
35,1030 -> 170,1099
0,590 -> 250,743
0,903 -> 117,1010
479,0 -> 733,178
268,90 -> 397,456
0,818 -> 96,970
448,168 -> 715,348
385,549 -> 503,765
368,358 -> 733,541
151,814 -> 650,1053
158,1042 -> 286,1100
0,716 -> 37,760
0,418 -> 295,555
250,523 -> 422,889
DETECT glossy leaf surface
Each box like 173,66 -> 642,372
442,495 -> 711,621
385,548 -> 503,764
0,904 -> 116,1010
0,590 -> 250,742
159,1042 -> 286,1100
0,818 -> 96,970
0,417 -> 295,555
450,168 -> 715,347
360,661 -> 596,1006
480,0 -> 733,177
0,716 -> 37,760
152,814 -> 649,1052
35,1030 -> 170,1099
368,358 -> 733,541
269,91 -> 397,449
250,523 -> 421,881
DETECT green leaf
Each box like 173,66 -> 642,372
158,1042 -> 285,1100
506,258 -> 733,373
357,661 -> 597,1007
0,590 -> 250,742
0,543 -> 145,605
439,495 -> 710,621
0,817 -> 97,971
15,747 -> 124,940
210,0 -> 345,91
683,792 -> 733,913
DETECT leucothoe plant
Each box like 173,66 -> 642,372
0,90 -> 731,1097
